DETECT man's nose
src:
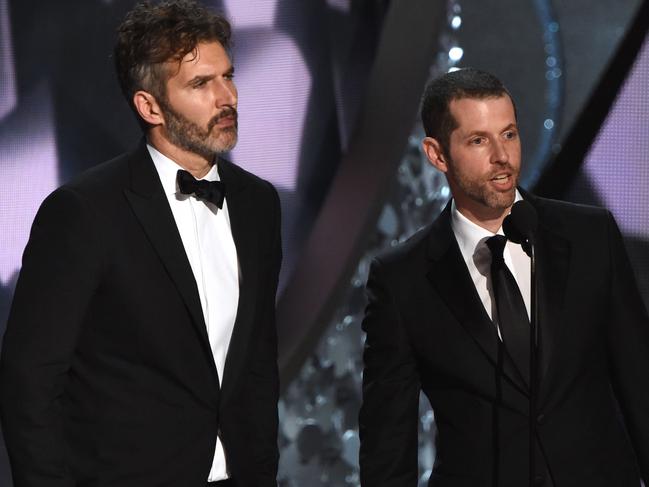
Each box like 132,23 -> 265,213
215,79 -> 237,107
491,140 -> 509,164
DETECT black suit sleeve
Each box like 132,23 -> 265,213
246,182 -> 281,486
604,211 -> 649,482
0,187 -> 102,487
359,258 -> 420,487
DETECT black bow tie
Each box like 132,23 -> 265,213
176,169 -> 226,209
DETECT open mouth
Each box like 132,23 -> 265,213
489,173 -> 515,190
491,174 -> 510,182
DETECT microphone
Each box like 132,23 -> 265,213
503,200 -> 538,257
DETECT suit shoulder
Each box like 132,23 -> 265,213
533,194 -> 610,235
29,152 -> 134,243
30,150 -> 134,222
219,158 -> 278,197
61,150 -> 131,197
534,194 -> 607,217
373,223 -> 431,273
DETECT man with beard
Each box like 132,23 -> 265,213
0,2 -> 281,486
359,68 -> 649,487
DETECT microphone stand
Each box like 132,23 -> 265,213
525,238 -> 539,487
504,198 -> 541,486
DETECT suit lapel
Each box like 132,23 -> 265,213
123,142 -> 219,385
528,196 -> 571,400
217,159 -> 261,406
426,204 -> 528,395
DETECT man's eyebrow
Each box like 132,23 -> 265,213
462,130 -> 489,138
186,74 -> 214,86
185,65 -> 235,86
462,123 -> 518,137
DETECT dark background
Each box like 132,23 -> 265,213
0,0 -> 647,485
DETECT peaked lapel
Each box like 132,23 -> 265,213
217,158 -> 261,406
425,203 -> 529,396
122,142 -> 219,387
524,194 -> 571,403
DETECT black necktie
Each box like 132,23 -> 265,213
176,169 -> 226,208
486,235 -> 530,386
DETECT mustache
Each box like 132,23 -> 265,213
487,163 -> 517,179
207,107 -> 238,131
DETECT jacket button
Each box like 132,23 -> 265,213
536,413 -> 545,424
534,475 -> 545,486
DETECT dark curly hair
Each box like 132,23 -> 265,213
420,68 -> 515,157
114,0 -> 231,117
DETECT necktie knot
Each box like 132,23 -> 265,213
486,234 -> 507,266
177,169 -> 226,209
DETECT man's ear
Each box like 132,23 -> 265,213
132,90 -> 164,127
421,137 -> 449,174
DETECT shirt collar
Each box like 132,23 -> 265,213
147,143 -> 220,196
451,189 -> 523,259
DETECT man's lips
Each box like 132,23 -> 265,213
489,173 -> 515,189
215,115 -> 236,126
491,173 -> 510,182
216,111 -> 237,122
208,110 -> 238,130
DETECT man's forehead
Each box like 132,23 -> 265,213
163,41 -> 228,65
449,96 -> 516,128
449,94 -> 514,110
165,41 -> 232,78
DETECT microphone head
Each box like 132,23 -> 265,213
503,200 -> 538,245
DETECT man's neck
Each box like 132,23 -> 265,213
454,201 -> 510,234
146,131 -> 213,179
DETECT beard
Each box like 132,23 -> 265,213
159,100 -> 238,160
447,160 -> 519,211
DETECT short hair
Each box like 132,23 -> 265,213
420,68 -> 515,156
114,0 -> 231,120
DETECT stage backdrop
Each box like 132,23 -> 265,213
0,0 -> 646,486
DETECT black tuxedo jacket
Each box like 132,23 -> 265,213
0,142 -> 281,487
359,193 -> 649,487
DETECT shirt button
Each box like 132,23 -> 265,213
536,413 -> 546,424
534,474 -> 545,486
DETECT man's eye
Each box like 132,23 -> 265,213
224,73 -> 235,81
470,137 -> 484,145
504,131 -> 518,140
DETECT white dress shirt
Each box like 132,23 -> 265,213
148,144 -> 239,482
450,191 -> 531,337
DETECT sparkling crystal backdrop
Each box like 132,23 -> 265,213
277,131 -> 450,487
277,2 -> 461,484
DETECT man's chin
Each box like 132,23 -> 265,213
216,139 -> 237,154
483,188 -> 516,210
210,131 -> 237,154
